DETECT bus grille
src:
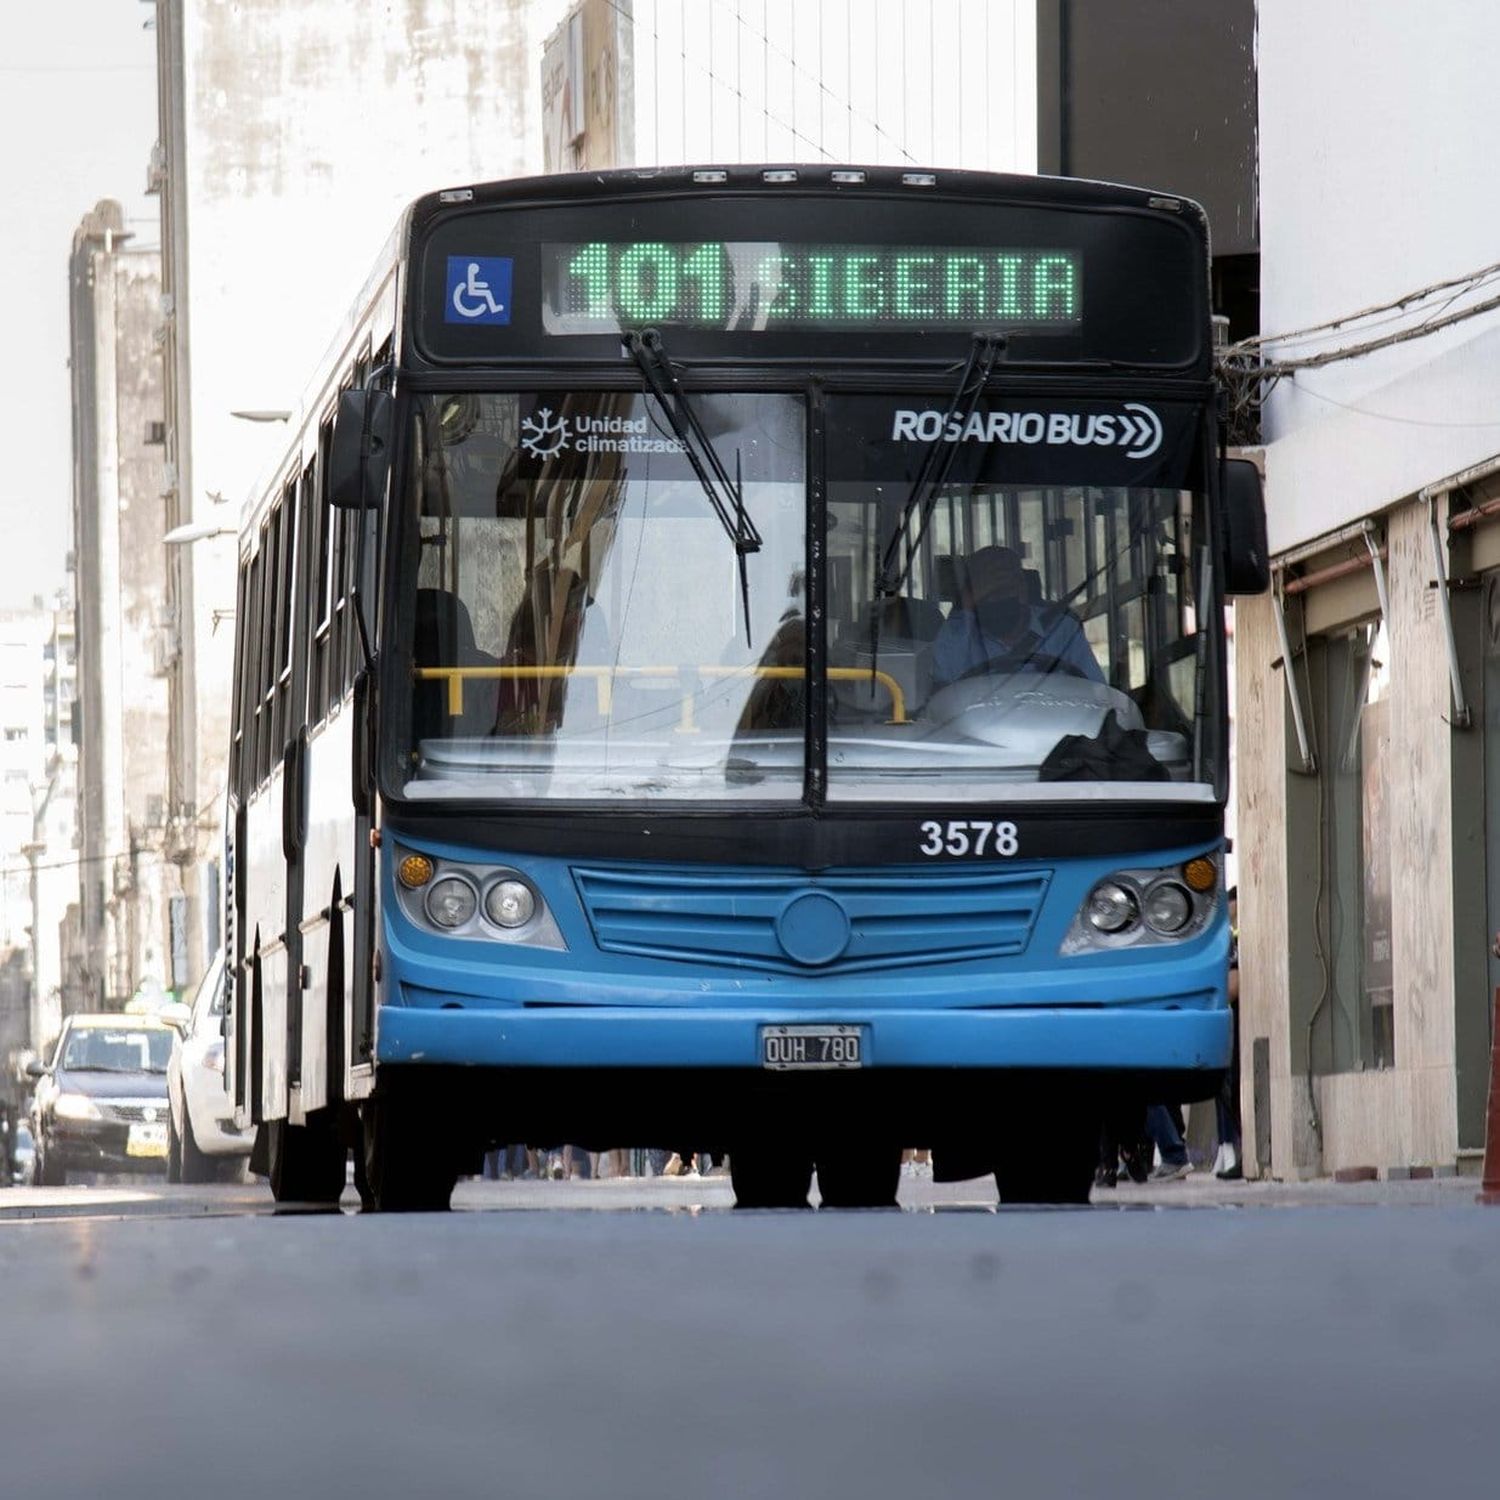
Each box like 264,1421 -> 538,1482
572,864 -> 1050,974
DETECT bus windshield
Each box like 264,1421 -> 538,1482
823,392 -> 1216,800
394,387 -> 1219,804
397,390 -> 807,800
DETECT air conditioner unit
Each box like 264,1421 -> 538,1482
152,627 -> 180,677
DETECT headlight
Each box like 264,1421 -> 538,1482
1086,881 -> 1139,935
1143,882 -> 1192,934
54,1093 -> 102,1122
425,875 -> 478,929
204,1040 -> 225,1074
485,878 -> 536,929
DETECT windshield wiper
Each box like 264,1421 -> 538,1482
625,329 -> 762,646
868,334 -> 1003,674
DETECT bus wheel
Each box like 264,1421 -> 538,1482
993,1107 -> 1099,1206
729,1146 -> 813,1209
267,1114 -> 347,1205
361,1087 -> 457,1212
814,1147 -> 902,1208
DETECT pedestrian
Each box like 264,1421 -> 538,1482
1145,1103 -> 1190,1181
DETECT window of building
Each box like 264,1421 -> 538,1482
1314,619 -> 1393,1073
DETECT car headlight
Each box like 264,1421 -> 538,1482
485,878 -> 536,929
1143,881 -> 1193,934
1086,881 -> 1140,935
54,1093 -> 102,1122
204,1040 -> 225,1074
425,875 -> 478,929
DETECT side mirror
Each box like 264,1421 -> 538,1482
329,388 -> 393,511
158,1002 -> 193,1033
1222,457 -> 1270,595
24,1060 -> 46,1080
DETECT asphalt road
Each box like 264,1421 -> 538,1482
0,1175 -> 1496,1500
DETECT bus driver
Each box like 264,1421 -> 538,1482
930,544 -> 1104,690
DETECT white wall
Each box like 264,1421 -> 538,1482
1258,0 -> 1500,553
629,0 -> 1036,172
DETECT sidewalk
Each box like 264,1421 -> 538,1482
454,1166 -> 1482,1211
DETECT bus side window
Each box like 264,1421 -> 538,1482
257,510 -> 280,784
229,561 -> 249,799
289,457 -> 317,741
242,547 -> 264,794
271,480 -> 297,757
311,416 -> 335,723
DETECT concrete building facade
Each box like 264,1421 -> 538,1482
1236,0 -> 1500,1178
0,592 -> 79,1135
146,0 -> 572,994
68,202 -> 172,1011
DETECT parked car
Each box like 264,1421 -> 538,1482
28,1014 -> 175,1184
164,953 -> 250,1182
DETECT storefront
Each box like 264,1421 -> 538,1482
1236,469 -> 1498,1178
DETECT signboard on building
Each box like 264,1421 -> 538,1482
542,0 -> 632,174
542,7 -> 585,173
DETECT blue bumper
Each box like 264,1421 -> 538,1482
376,1001 -> 1230,1073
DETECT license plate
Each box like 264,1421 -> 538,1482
126,1123 -> 168,1158
761,1024 -> 863,1071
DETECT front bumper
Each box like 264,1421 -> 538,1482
47,1120 -> 168,1172
376,998 -> 1230,1073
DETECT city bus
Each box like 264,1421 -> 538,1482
226,165 -> 1267,1211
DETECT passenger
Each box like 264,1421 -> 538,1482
737,611 -> 807,731
930,545 -> 1103,689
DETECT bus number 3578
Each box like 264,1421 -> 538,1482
917,820 -> 1020,858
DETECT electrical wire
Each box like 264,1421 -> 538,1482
1219,253 -> 1500,444
1232,254 -> 1500,354
611,0 -> 920,164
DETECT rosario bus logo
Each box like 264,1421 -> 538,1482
890,402 -> 1163,460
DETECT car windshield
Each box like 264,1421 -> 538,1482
395,390 -> 806,800
823,394 -> 1218,800
60,1026 -> 173,1074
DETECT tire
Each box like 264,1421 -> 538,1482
36,1141 -> 65,1187
361,1086 -> 457,1212
166,1112 -> 183,1184
179,1102 -> 214,1185
266,1113 -> 347,1205
815,1146 -> 903,1208
993,1101 -> 1100,1206
729,1146 -> 814,1209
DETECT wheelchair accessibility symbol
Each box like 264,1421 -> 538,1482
445,256 -> 513,324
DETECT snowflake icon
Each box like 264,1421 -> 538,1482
520,406 -> 569,458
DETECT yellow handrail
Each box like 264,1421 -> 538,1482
414,662 -> 909,724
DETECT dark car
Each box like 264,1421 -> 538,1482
28,1015 -> 175,1185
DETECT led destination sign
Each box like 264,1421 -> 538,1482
540,241 -> 1082,334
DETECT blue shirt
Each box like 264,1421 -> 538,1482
931,605 -> 1104,688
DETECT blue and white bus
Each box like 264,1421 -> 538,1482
226,165 -> 1267,1210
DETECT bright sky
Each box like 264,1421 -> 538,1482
0,0 -> 158,611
